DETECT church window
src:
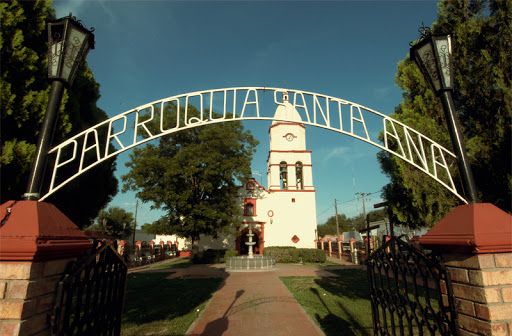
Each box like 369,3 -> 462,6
280,161 -> 288,189
244,199 -> 256,216
296,162 -> 304,190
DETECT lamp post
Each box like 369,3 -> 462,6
410,26 -> 479,204
24,14 -> 95,201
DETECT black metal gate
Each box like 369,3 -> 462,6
367,236 -> 459,336
51,243 -> 128,336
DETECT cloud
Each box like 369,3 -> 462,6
318,145 -> 367,167
373,86 -> 393,98
323,146 -> 350,161
53,0 -> 116,24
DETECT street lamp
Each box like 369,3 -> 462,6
410,26 -> 479,204
24,14 -> 95,200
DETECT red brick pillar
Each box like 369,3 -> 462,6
0,201 -> 92,336
167,240 -> 172,258
135,241 -> 142,257
159,241 -> 165,259
118,240 -> 127,257
337,238 -> 343,259
149,241 -> 155,257
349,238 -> 356,252
420,203 -> 512,336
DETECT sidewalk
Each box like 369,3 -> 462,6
184,261 -> 366,336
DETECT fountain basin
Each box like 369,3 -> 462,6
226,255 -> 276,271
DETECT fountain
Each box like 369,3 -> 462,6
225,225 -> 275,271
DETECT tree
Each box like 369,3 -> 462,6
317,209 -> 387,236
85,206 -> 134,239
378,0 -> 511,228
122,103 -> 259,254
318,214 -> 351,237
1,0 -> 118,227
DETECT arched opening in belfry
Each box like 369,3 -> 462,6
280,161 -> 288,189
296,161 -> 303,190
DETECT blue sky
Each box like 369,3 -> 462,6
53,0 -> 439,226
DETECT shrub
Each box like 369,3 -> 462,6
298,248 -> 326,263
192,249 -> 226,264
263,247 -> 326,263
224,250 -> 239,259
263,246 -> 300,263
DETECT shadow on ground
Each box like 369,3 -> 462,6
121,263 -> 227,336
313,269 -> 373,336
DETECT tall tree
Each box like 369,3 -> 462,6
85,206 -> 134,239
378,0 -> 511,228
122,104 -> 259,254
318,209 -> 387,236
1,0 -> 118,227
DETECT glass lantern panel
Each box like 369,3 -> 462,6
416,41 -> 441,92
60,27 -> 87,82
434,36 -> 453,89
48,40 -> 63,77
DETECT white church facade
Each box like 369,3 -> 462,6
157,92 -> 318,254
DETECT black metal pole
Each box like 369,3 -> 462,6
439,90 -> 479,203
24,80 -> 65,201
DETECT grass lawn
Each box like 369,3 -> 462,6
281,269 -> 373,336
121,272 -> 223,336
149,258 -> 194,270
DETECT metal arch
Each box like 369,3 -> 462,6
39,87 -> 466,203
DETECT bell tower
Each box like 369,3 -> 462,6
267,92 -> 314,192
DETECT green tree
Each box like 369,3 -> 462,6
318,214 -> 351,237
378,0 -> 511,228
122,103 -> 259,254
86,206 -> 134,239
318,209 -> 387,236
1,0 -> 118,227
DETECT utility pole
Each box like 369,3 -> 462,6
356,192 -> 368,225
334,199 -> 340,238
132,199 -> 138,244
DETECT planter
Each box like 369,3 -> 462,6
178,250 -> 192,257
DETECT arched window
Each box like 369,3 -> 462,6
246,203 -> 254,216
244,199 -> 256,216
296,161 -> 304,190
280,161 -> 288,189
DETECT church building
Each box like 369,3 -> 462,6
235,92 -> 318,254
156,92 -> 318,253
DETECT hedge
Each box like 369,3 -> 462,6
263,247 -> 326,263
192,249 -> 239,264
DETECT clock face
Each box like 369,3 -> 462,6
286,134 -> 294,142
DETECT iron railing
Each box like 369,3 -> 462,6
51,242 -> 128,336
367,236 -> 459,336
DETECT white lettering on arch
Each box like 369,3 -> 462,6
79,129 -> 101,173
39,87 -> 465,204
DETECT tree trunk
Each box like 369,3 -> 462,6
191,234 -> 200,255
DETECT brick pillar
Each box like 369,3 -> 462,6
118,240 -> 126,255
328,240 -> 332,257
420,203 -> 512,336
149,241 -> 155,256
320,238 -> 325,251
314,239 -> 319,249
0,201 -> 92,336
337,239 -> 343,259
159,241 -> 165,259
349,238 -> 356,252
135,241 -> 142,257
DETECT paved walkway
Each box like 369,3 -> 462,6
129,256 -> 366,336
